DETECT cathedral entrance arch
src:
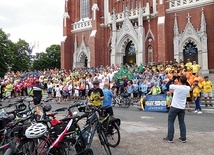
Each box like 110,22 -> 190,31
78,52 -> 88,67
183,40 -> 198,63
123,41 -> 136,65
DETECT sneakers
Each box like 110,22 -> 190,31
179,138 -> 186,143
193,110 -> 198,113
205,104 -> 208,107
209,104 -> 213,107
197,111 -> 203,114
194,110 -> 202,114
163,137 -> 173,143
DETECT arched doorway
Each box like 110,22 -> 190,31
183,40 -> 198,63
84,57 -> 88,67
78,52 -> 88,67
123,41 -> 136,65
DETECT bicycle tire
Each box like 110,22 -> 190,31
98,130 -> 112,155
106,122 -> 120,148
120,98 -> 130,108
112,99 -> 115,107
16,137 -> 51,155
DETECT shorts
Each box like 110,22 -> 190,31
104,107 -> 114,116
74,92 -> 79,97
133,92 -> 138,97
203,92 -> 213,98
33,98 -> 41,105
186,97 -> 192,102
47,88 -> 52,94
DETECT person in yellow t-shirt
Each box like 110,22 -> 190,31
202,76 -> 213,107
192,80 -> 202,114
185,59 -> 192,71
192,61 -> 201,75
5,80 -> 14,102
166,91 -> 172,112
186,81 -> 192,112
87,80 -> 104,107
138,95 -> 146,111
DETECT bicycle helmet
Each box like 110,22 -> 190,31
25,123 -> 47,138
92,80 -> 100,85
43,104 -> 52,112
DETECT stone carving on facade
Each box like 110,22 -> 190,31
145,22 -> 155,42
91,3 -> 99,20
116,17 -> 138,46
173,9 -> 208,74
73,34 -> 90,68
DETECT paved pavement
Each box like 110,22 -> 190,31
92,106 -> 214,155
1,97 -> 214,155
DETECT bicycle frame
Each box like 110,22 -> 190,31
46,112 -> 78,154
76,109 -> 110,154
82,111 -> 99,149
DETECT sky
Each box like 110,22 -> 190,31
0,0 -> 65,54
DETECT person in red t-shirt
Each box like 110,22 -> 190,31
26,75 -> 35,95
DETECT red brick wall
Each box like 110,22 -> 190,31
61,35 -> 73,70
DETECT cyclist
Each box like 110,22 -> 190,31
32,80 -> 43,115
87,80 -> 104,106
102,83 -> 116,116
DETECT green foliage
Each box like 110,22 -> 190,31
12,39 -> 32,72
0,28 -> 14,77
0,28 -> 61,77
32,44 -> 60,70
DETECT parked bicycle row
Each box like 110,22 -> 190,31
0,96 -> 121,155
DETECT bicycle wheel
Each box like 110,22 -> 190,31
120,98 -> 130,108
106,122 -> 120,148
112,99 -> 116,107
16,137 -> 51,155
98,130 -> 112,155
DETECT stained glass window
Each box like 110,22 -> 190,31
183,42 -> 197,56
80,0 -> 89,18
126,41 -> 136,56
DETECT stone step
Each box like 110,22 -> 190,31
186,108 -> 214,114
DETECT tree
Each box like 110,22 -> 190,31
12,39 -> 32,72
32,44 -> 60,70
0,28 -> 13,77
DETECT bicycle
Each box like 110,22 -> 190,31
0,98 -> 54,155
16,103 -> 82,155
74,104 -> 112,155
112,93 -> 131,108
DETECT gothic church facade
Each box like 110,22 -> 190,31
61,0 -> 214,74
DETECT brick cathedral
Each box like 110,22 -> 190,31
61,0 -> 214,74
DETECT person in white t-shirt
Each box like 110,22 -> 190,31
163,75 -> 190,143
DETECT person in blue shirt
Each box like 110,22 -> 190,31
102,83 -> 116,116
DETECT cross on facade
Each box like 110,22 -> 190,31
187,13 -> 191,23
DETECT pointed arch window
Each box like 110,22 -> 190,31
148,46 -> 153,65
80,0 -> 89,18
126,41 -> 136,56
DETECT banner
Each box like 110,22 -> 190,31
145,94 -> 167,112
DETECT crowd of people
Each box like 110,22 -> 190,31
0,58 -> 213,114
